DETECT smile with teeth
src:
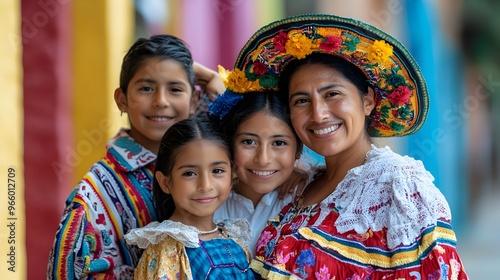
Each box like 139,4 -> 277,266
148,116 -> 172,121
312,124 -> 339,135
251,170 -> 277,176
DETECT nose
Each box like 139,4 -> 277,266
153,90 -> 170,108
255,145 -> 272,165
198,172 -> 214,192
311,98 -> 329,123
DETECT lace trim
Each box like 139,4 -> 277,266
124,219 -> 251,249
319,145 -> 451,249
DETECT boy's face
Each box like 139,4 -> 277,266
115,57 -> 198,153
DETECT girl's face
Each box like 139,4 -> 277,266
288,63 -> 375,157
233,111 -> 297,202
156,139 -> 232,222
115,57 -> 198,153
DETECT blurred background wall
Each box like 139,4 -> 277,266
0,0 -> 498,279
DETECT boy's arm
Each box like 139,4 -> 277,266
193,62 -> 225,101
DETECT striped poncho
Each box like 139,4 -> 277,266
47,129 -> 157,279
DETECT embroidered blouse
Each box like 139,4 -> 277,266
251,145 -> 468,279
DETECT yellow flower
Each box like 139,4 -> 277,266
368,40 -> 393,65
226,68 -> 260,93
285,33 -> 317,59
217,65 -> 231,88
316,27 -> 341,38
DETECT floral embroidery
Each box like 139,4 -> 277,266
255,230 -> 273,251
367,40 -> 393,65
274,30 -> 288,52
294,248 -> 315,278
148,258 -> 157,271
387,85 -> 412,106
285,32 -> 317,59
347,274 -> 362,280
450,258 -> 461,280
438,256 -> 450,279
320,35 -> 342,52
276,250 -> 294,265
225,68 -> 259,93
315,265 -> 332,280
253,61 -> 268,75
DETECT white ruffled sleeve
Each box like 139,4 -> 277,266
124,220 -> 200,248
331,145 -> 451,249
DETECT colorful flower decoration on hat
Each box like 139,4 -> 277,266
216,14 -> 429,137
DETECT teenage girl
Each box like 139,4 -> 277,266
210,91 -> 308,253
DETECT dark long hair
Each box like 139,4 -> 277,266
222,91 -> 303,158
153,117 -> 231,222
279,53 -> 370,101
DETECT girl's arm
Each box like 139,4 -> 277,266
277,167 -> 308,199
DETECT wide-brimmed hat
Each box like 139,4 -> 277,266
209,14 -> 428,137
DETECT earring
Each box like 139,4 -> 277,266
120,109 -> 126,116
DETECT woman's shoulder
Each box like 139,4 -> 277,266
333,145 -> 452,249
361,145 -> 433,181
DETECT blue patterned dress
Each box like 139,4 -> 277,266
125,219 -> 255,279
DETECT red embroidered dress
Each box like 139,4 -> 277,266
251,146 -> 468,280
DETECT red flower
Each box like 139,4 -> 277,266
387,85 -> 411,106
320,36 -> 342,52
253,61 -> 268,75
274,30 -> 289,52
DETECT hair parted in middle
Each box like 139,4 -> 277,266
153,117 -> 231,222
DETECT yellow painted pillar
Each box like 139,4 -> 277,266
0,0 -> 26,279
72,0 -> 134,184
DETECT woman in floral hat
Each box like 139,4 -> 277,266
215,14 -> 468,279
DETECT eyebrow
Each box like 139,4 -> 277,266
134,78 -> 157,85
134,78 -> 188,86
289,83 -> 346,100
236,132 -> 293,139
177,161 -> 230,170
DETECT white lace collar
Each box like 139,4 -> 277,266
319,145 -> 451,249
124,219 -> 251,249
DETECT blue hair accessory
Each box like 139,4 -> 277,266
208,90 -> 244,121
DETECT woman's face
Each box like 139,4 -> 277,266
287,63 -> 375,157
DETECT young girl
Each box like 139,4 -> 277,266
209,91 -> 307,254
47,35 -> 224,279
125,118 -> 255,279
